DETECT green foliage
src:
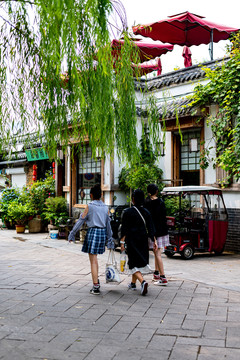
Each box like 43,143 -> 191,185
7,201 -> 35,225
0,188 -> 20,225
24,173 -> 55,217
0,1 -> 160,164
119,126 -> 163,196
0,174 -> 55,226
164,197 -> 190,217
190,32 -> 240,185
43,196 -> 68,226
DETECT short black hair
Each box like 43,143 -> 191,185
90,184 -> 101,200
132,189 -> 145,207
147,183 -> 159,196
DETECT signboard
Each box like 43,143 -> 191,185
25,148 -> 49,161
82,173 -> 96,187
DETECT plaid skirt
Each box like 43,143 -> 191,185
82,227 -> 106,255
148,235 -> 170,251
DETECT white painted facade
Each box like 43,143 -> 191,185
111,60 -> 240,210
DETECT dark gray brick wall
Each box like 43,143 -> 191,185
225,208 -> 240,253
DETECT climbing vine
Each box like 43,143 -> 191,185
190,32 -> 240,186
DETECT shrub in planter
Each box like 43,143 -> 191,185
23,173 -> 55,220
7,201 -> 35,226
43,197 -> 68,227
0,188 -> 20,228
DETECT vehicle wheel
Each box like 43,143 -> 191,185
214,247 -> 224,256
165,250 -> 175,258
181,246 -> 194,260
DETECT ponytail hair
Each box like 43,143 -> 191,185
90,184 -> 101,200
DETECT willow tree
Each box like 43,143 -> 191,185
0,0 -> 160,162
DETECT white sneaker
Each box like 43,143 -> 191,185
140,281 -> 148,296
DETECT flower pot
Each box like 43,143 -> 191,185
29,218 -> 42,233
4,221 -> 15,229
16,225 -> 25,233
50,229 -> 58,239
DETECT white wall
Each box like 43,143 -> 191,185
222,191 -> 240,209
204,106 -> 216,184
11,173 -> 26,188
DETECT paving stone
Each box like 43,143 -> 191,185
176,336 -> 225,347
1,231 -> 240,359
109,319 -> 138,334
169,344 -> 199,360
202,320 -> 227,340
181,319 -> 205,332
226,326 -> 240,348
127,327 -> 156,342
148,335 -> 176,350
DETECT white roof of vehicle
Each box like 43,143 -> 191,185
162,186 -> 221,193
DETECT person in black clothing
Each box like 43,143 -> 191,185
145,184 -> 169,286
120,189 -> 157,296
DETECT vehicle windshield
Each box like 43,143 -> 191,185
204,193 -> 228,220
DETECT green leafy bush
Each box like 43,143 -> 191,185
23,173 -> 55,218
43,197 -> 68,226
118,126 -> 164,197
119,164 -> 163,197
164,197 -> 190,217
7,201 -> 35,225
0,188 -> 20,227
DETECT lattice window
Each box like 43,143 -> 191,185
77,146 -> 101,204
180,131 -> 201,171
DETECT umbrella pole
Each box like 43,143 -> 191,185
209,29 -> 213,60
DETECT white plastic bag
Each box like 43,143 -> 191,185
105,249 -> 121,283
120,250 -> 127,273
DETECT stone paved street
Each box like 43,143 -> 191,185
1,229 -> 240,360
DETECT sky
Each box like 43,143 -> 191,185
120,0 -> 240,73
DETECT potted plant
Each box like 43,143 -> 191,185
43,197 -> 69,238
0,188 -> 20,229
7,201 -> 35,233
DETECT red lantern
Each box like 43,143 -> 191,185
33,164 -> 37,170
53,168 -> 55,174
32,175 -> 37,181
33,169 -> 37,176
53,174 -> 55,179
52,162 -> 55,168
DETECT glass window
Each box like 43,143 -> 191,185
180,130 -> 201,171
77,146 -> 101,204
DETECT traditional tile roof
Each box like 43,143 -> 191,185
136,97 -> 194,118
135,57 -> 229,119
134,57 -> 228,91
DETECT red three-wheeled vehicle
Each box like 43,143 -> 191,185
162,186 -> 228,259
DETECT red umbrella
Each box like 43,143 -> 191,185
111,38 -> 173,63
182,45 -> 192,67
132,57 -> 162,76
133,11 -> 239,59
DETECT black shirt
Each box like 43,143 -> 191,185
145,197 -> 168,237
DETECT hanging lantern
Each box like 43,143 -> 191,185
33,169 -> 37,176
33,164 -> 37,170
52,161 -> 55,179
32,175 -> 37,181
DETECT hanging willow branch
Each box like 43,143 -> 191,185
0,0 -> 161,163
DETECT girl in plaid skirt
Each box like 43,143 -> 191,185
68,184 -> 114,295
